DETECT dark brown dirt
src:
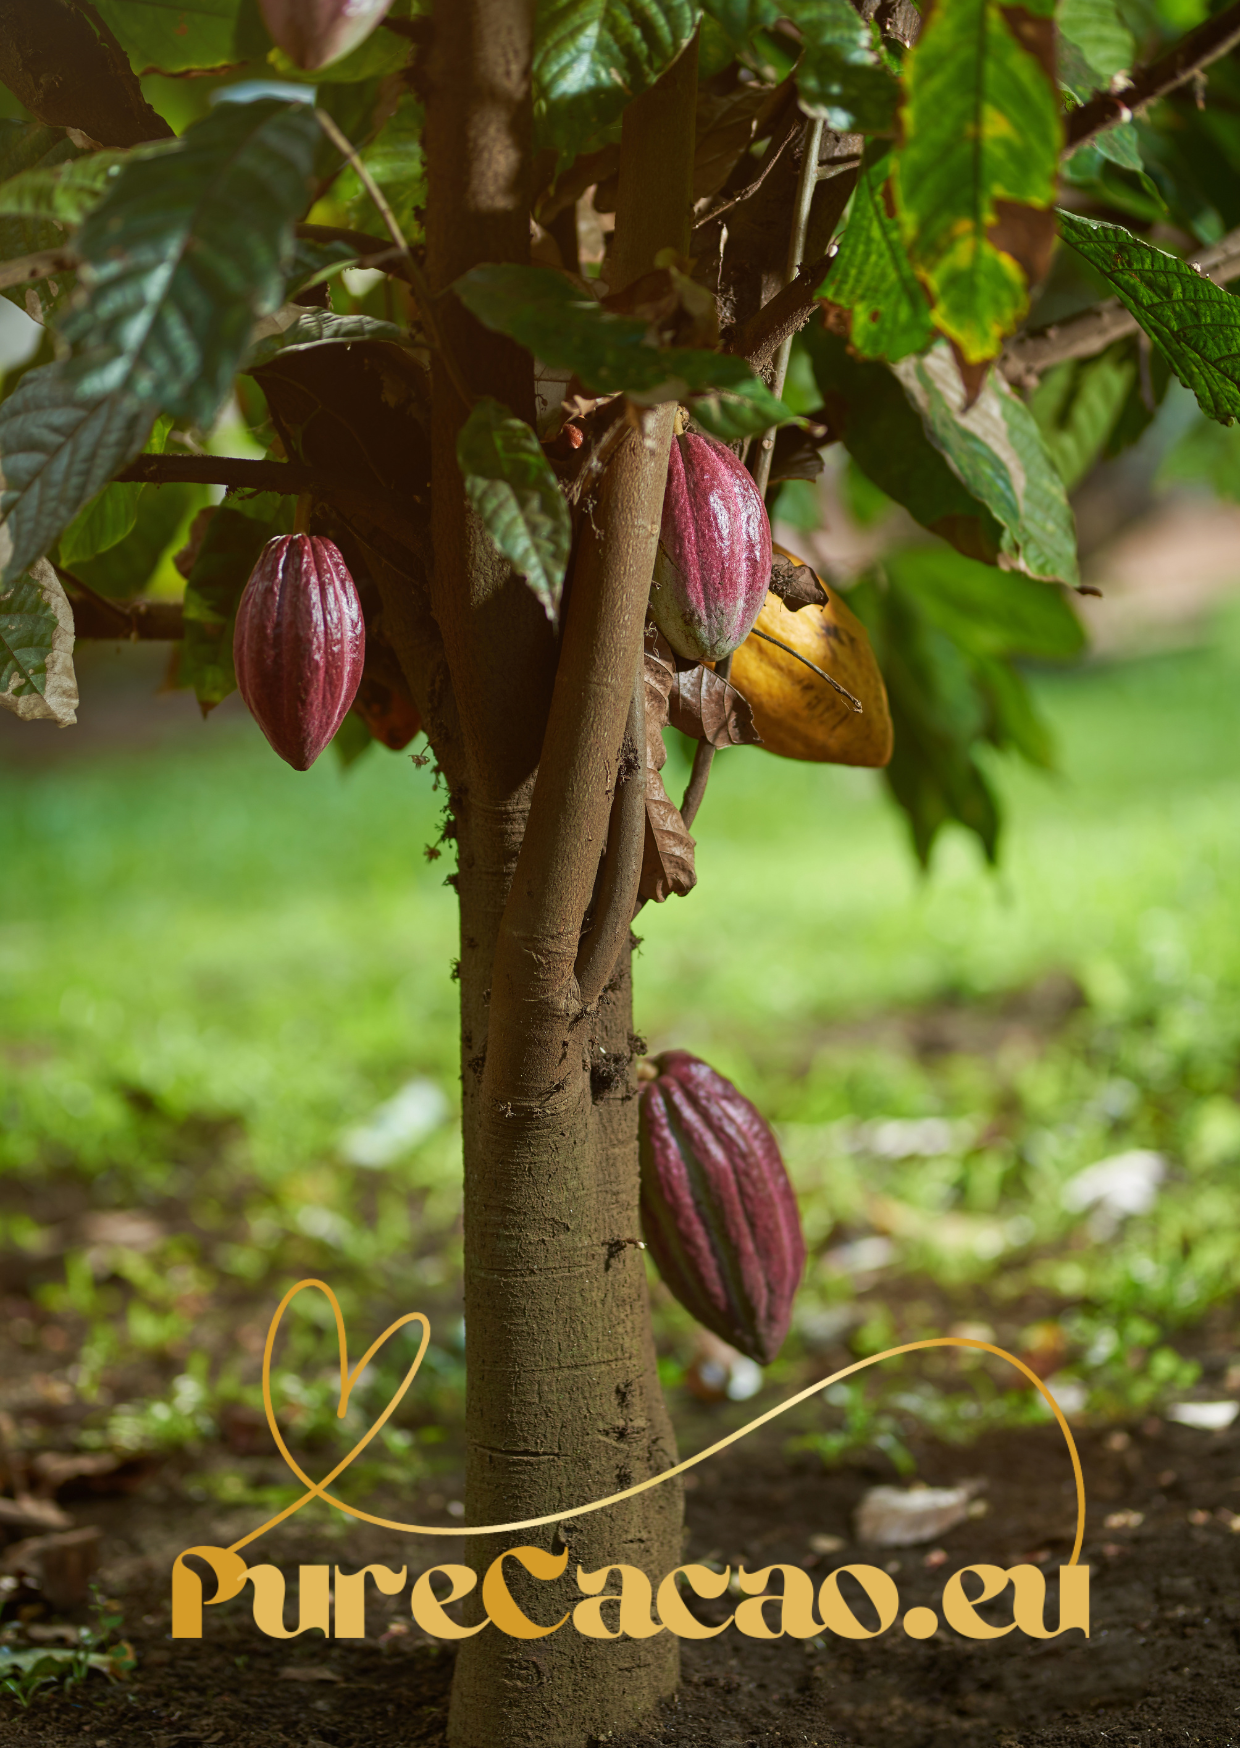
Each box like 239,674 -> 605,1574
2,1415 -> 1238,1746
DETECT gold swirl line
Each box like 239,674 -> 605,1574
231,1280 -> 1087,1567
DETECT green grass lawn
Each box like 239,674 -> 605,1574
2,602 -> 1239,1472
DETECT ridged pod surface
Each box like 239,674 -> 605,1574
650,432 -> 772,663
638,1051 -> 805,1366
233,534 -> 365,770
728,547 -> 893,766
258,0 -> 394,70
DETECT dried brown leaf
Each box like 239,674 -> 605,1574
643,621 -> 674,771
668,663 -> 762,747
639,765 -> 696,903
768,553 -> 828,613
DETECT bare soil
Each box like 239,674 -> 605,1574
2,1415 -> 1238,1747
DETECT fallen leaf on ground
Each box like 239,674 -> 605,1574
855,1480 -> 985,1547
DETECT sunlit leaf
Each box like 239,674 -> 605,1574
825,143 -> 934,361
0,557 -> 77,726
91,0 -> 259,75
0,153 -> 129,227
533,0 -> 699,158
1058,0 -> 1133,82
1058,210 -> 1240,425
458,397 -> 571,626
60,99 -> 321,429
896,0 -> 1062,361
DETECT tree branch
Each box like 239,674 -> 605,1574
1066,0 -> 1240,150
575,673 -> 646,1008
723,252 -> 833,372
0,247 -> 78,291
64,591 -> 183,639
0,0 -> 173,146
1001,223 -> 1240,381
113,454 -> 386,495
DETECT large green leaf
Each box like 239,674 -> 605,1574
0,121 -> 84,320
57,415 -> 173,567
0,153 -> 128,227
324,92 -> 426,242
699,0 -> 779,49
786,0 -> 899,133
533,0 -> 699,158
454,264 -> 796,435
892,343 -> 1079,584
244,311 -> 407,369
71,480 -> 210,598
91,0 -> 261,75
896,0 -> 1062,361
60,99 -> 321,430
0,364 -> 154,585
1058,0 -> 1133,82
458,397 -> 572,627
1027,346 -> 1135,490
0,558 -> 77,726
888,543 -> 1085,662
181,494 -> 290,713
803,325 -> 1007,564
824,144 -> 933,361
1057,211 -> 1240,426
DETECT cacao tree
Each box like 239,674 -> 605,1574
3,0 -> 1240,1741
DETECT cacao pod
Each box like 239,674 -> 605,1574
233,534 -> 365,770
258,0 -> 394,70
638,1051 -> 805,1366
728,547 -> 893,766
650,432 -> 772,663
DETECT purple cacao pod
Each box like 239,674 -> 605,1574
233,534 -> 365,770
638,1050 -> 805,1366
649,432 -> 773,663
259,0 -> 395,70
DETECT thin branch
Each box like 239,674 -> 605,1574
1066,0 -> 1240,150
314,109 -> 474,412
752,118 -> 825,500
691,102 -> 802,233
113,454 -> 385,495
678,651 -> 731,832
1001,223 -> 1240,381
575,671 -> 646,1007
724,251 -> 835,372
0,246 -> 77,291
63,590 -> 184,639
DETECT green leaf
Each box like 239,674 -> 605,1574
886,542 -> 1085,661
318,92 -> 426,245
72,480 -> 210,597
1027,346 -> 1135,489
454,264 -> 796,434
699,0 -> 779,50
1057,210 -> 1240,425
1058,0 -> 1133,81
0,557 -> 77,725
285,234 -> 361,297
269,30 -> 413,84
785,0 -> 899,133
533,0 -> 699,159
0,153 -> 129,226
1157,401 -> 1240,501
61,99 -> 321,430
244,311 -> 407,369
0,363 -> 154,584
892,342 -> 1080,584
91,0 -> 258,76
0,122 -> 84,321
896,0 -> 1062,361
333,708 -> 375,767
825,144 -> 934,361
458,396 -> 571,626
58,415 -> 173,567
803,324 -> 1008,563
181,495 -> 291,713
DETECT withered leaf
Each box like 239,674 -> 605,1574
669,663 -> 762,748
640,765 -> 696,904
769,553 -> 828,613
768,418 -> 830,485
643,620 -> 674,771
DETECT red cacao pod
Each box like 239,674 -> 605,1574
258,0 -> 394,70
650,432 -> 773,663
638,1051 -> 805,1366
233,534 -> 365,770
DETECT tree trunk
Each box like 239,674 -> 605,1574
418,9 -> 700,1742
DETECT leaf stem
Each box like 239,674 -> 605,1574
314,108 -> 475,412
751,117 -> 824,501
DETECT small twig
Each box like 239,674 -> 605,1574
314,109 -> 474,412
751,627 -> 862,711
692,106 -> 802,232
54,563 -> 131,627
113,454 -> 383,494
576,669 -> 647,1006
678,652 -> 732,831
0,246 -> 77,291
751,118 -> 825,500
1066,0 -> 1240,150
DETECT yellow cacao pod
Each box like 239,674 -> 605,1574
728,548 -> 893,767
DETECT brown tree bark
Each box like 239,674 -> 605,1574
417,14 -> 700,1745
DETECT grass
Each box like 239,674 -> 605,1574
2,601 -> 1240,1478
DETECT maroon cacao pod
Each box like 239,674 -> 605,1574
650,432 -> 773,663
233,534 -> 365,770
638,1050 -> 805,1366
258,0 -> 394,70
